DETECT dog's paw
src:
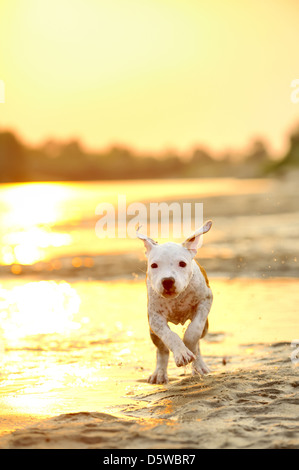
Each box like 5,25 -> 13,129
173,346 -> 196,368
192,357 -> 210,375
148,369 -> 168,384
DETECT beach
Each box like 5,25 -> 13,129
0,176 -> 298,449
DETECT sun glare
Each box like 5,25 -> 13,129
0,281 -> 81,344
0,183 -> 74,265
1,183 -> 72,228
2,227 -> 72,265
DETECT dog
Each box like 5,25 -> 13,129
137,220 -> 213,384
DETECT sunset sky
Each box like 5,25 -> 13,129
0,0 -> 299,156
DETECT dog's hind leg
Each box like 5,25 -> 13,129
191,341 -> 210,375
148,331 -> 169,384
182,336 -> 210,375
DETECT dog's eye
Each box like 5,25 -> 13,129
179,261 -> 187,267
151,263 -> 158,269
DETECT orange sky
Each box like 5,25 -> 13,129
0,0 -> 299,156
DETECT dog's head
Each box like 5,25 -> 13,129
137,221 -> 212,299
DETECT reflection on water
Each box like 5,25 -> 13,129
0,183 -> 75,265
0,277 -> 297,434
3,228 -> 72,265
0,279 -> 152,425
1,183 -> 73,227
0,178 -> 272,266
0,281 -> 81,344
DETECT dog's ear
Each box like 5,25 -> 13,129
182,220 -> 212,256
136,226 -> 158,256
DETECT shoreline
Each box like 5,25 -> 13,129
0,250 -> 298,281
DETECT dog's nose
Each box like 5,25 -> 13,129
162,277 -> 175,291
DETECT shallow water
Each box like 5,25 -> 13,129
0,176 -> 298,443
1,177 -> 298,279
0,277 -> 298,437
0,178 -> 273,266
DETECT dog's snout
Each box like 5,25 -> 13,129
162,277 -> 175,291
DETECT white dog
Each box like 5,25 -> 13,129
137,221 -> 213,384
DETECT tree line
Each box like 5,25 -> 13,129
0,126 -> 298,182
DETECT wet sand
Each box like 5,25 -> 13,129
1,344 -> 298,449
0,278 -> 298,449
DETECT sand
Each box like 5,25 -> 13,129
0,277 -> 298,450
0,342 -> 298,449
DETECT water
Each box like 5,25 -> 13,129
0,177 -> 298,437
0,178 -> 273,266
0,276 -> 297,435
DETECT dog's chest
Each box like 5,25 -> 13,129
151,288 -> 200,325
167,304 -> 197,325
167,291 -> 199,325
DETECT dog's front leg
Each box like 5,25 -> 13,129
183,295 -> 213,375
149,311 -> 195,368
148,331 -> 169,384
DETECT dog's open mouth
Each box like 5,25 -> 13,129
161,289 -> 177,298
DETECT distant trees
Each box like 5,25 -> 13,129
0,131 -> 27,182
244,140 -> 269,164
0,126 -> 298,183
281,128 -> 299,166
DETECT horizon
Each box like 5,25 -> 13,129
0,123 -> 296,162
